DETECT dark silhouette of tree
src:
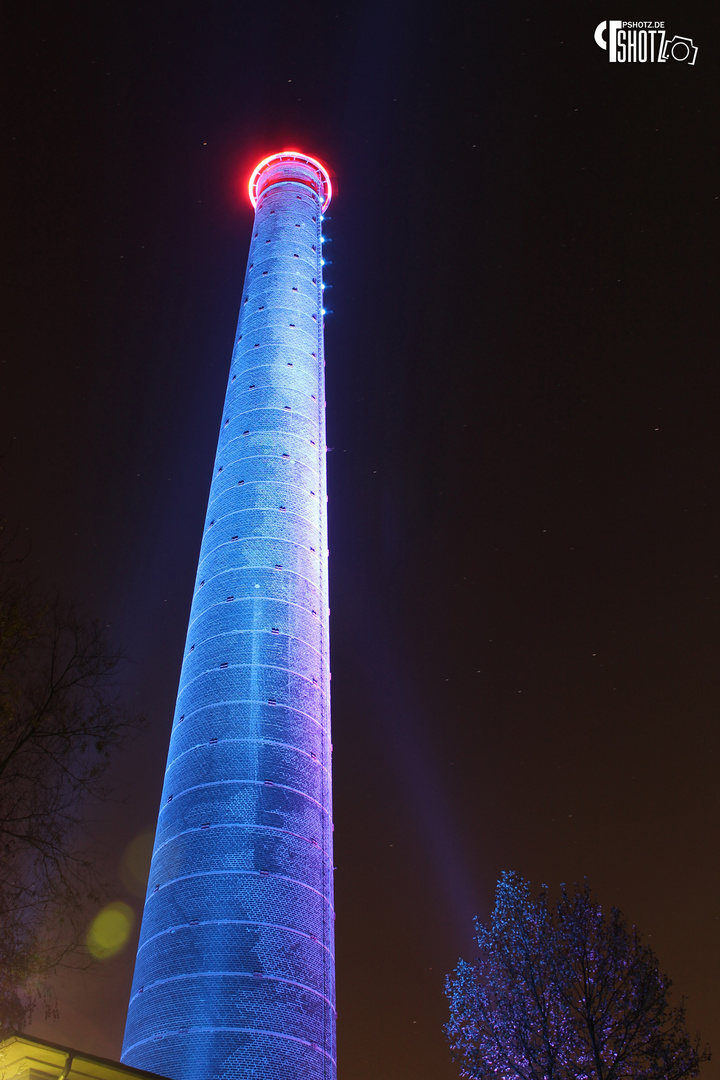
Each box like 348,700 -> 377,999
446,872 -> 710,1080
0,577 -> 139,1034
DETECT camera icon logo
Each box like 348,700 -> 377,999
660,35 -> 698,64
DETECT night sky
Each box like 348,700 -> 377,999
2,2 -> 719,1078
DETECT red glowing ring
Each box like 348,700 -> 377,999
248,151 -> 332,212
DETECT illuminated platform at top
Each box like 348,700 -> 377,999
249,151 -> 332,212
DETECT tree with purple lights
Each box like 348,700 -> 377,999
445,872 -> 710,1080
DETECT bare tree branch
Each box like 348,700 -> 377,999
0,575 -> 142,1034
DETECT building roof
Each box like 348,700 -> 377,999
0,1034 -> 169,1080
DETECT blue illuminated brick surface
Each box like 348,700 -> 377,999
122,156 -> 335,1080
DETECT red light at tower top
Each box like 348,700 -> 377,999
248,150 -> 332,211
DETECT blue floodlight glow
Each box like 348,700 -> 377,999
122,153 -> 336,1080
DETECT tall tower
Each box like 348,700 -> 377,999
122,152 -> 336,1080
